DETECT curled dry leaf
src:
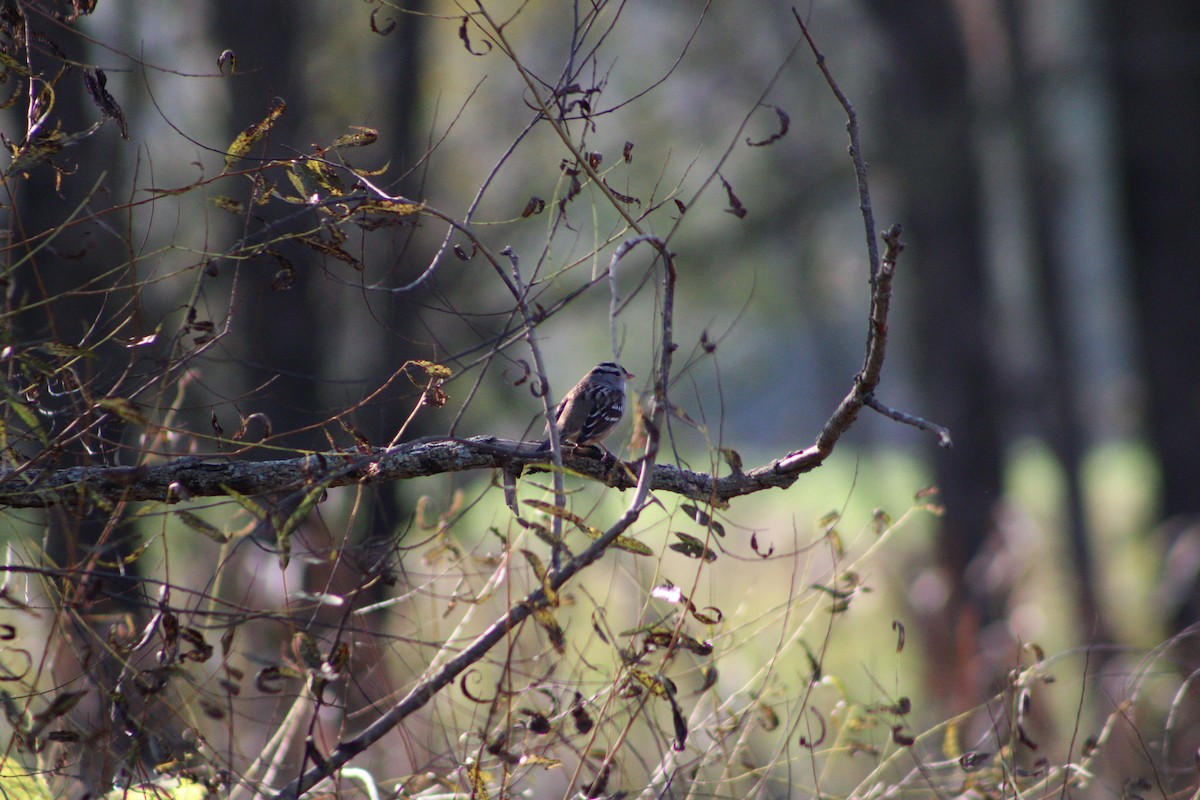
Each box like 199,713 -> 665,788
370,7 -> 395,35
745,103 -> 789,147
458,15 -> 492,55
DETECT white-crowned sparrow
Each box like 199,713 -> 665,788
538,361 -> 633,450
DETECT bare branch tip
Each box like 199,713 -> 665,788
864,395 -> 952,449
882,224 -> 904,253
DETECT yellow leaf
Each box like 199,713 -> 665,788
628,668 -> 670,697
942,720 -> 962,760
211,195 -> 244,215
520,549 -> 556,605
292,632 -> 323,671
96,537 -> 150,567
532,606 -> 565,654
6,399 -> 48,445
409,359 -> 451,379
466,761 -> 490,800
221,485 -> 265,520
177,510 -> 228,543
607,534 -> 653,556
0,51 -> 33,78
357,199 -> 424,216
96,397 -> 149,426
5,130 -> 65,177
40,342 -> 95,359
287,158 -> 342,199
330,126 -> 378,149
523,500 -> 653,555
224,99 -> 286,171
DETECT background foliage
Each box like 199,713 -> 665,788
2,2 -> 1198,798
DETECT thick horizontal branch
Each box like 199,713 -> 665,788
0,229 -> 941,512
0,437 -> 822,510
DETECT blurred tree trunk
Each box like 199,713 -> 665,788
1004,1 -> 1127,643
8,5 -> 143,609
1105,3 -> 1200,632
206,0 -> 426,563
210,0 -> 428,456
7,7 -> 164,787
211,0 -> 317,449
368,2 -> 429,546
206,1 -> 431,742
862,1 -> 1004,707
866,0 -> 1134,703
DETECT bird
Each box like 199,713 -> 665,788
537,361 -> 633,451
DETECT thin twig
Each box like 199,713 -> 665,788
500,245 -> 567,556
793,8 -> 880,281
865,395 -> 953,448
